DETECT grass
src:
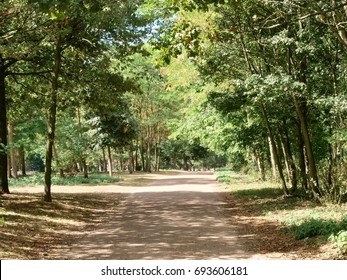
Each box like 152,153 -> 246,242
9,173 -> 122,187
217,168 -> 347,258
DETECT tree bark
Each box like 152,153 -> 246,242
135,138 -> 139,171
140,136 -> 145,172
145,126 -> 151,172
44,35 -> 62,202
107,145 -> 113,177
82,159 -> 88,178
128,143 -> 133,174
255,151 -> 266,181
102,147 -> 107,172
260,103 -> 289,195
292,95 -> 320,196
156,141 -> 161,172
268,136 -> 277,180
280,124 -> 298,192
20,146 -> 26,176
7,122 -> 18,179
0,59 -> 9,193
7,154 -> 11,179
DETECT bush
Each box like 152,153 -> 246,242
286,217 -> 347,240
329,230 -> 347,254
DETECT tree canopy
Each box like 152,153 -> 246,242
1,0 -> 347,203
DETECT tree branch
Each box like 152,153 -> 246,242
5,70 -> 51,76
10,75 -> 49,97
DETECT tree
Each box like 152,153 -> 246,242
0,1 -> 49,193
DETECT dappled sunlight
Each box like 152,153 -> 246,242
60,173 -> 249,260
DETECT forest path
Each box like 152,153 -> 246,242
59,171 -> 252,260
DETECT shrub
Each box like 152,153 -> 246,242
287,217 -> 347,240
329,230 -> 347,254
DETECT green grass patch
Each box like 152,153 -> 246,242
284,216 -> 347,240
233,187 -> 284,199
9,173 -> 121,187
216,169 -> 347,257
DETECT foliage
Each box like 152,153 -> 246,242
9,173 -> 121,187
329,230 -> 347,254
285,217 -> 347,240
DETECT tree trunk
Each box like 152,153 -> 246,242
135,138 -> 139,171
154,142 -> 158,172
173,155 -> 177,169
295,13 -> 321,197
297,122 -> 308,190
146,139 -> 151,172
268,136 -> 277,180
280,125 -> 298,192
128,143 -> 133,174
7,154 -> 11,179
260,103 -> 289,195
292,95 -> 321,196
102,147 -> 107,172
157,142 -> 161,172
20,146 -> 26,176
183,156 -> 189,171
255,151 -> 266,181
141,136 -> 145,172
44,35 -> 62,202
0,61 -> 9,193
107,145 -> 113,177
7,122 -> 18,179
82,159 -> 88,178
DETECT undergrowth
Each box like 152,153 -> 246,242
9,173 -> 121,187
216,168 -> 347,257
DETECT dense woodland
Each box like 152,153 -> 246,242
0,0 -> 347,204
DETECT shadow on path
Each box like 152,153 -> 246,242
61,173 -> 251,259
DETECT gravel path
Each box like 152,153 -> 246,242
60,172 -> 251,259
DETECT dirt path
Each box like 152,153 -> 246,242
56,171 -> 252,260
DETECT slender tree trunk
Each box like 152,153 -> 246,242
157,141 -> 161,172
102,147 -> 107,172
292,96 -> 321,196
7,154 -> 11,179
7,122 -> 18,179
281,124 -> 298,192
128,142 -> 133,174
295,11 -> 321,196
145,126 -> 152,172
82,159 -> 88,178
141,136 -> 145,172
260,103 -> 288,195
173,155 -> 177,169
135,138 -> 139,171
280,137 -> 290,182
183,156 -> 189,171
146,140 -> 151,172
255,151 -> 266,181
44,35 -> 62,202
296,122 -> 308,190
268,136 -> 277,180
0,61 -> 9,193
107,145 -> 113,177
20,146 -> 26,176
154,142 -> 158,172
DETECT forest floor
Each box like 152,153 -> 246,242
0,171 -> 346,259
